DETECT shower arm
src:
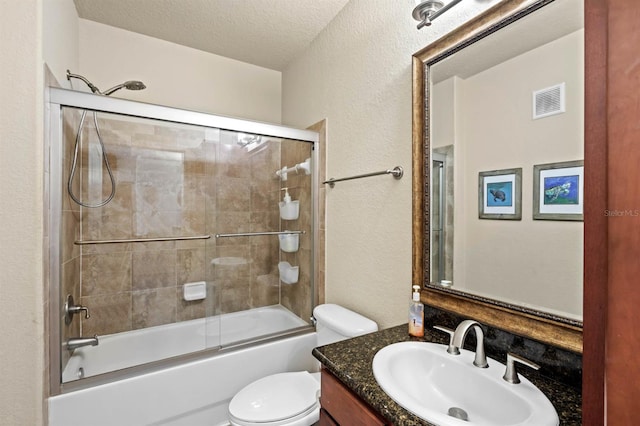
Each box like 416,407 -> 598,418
102,84 -> 125,96
66,70 -> 101,94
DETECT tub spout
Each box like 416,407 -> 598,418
66,335 -> 99,351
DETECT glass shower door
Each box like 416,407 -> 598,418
210,130 -> 314,348
59,107 -> 214,382
431,152 -> 446,284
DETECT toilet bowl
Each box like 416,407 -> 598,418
228,372 -> 320,426
228,304 -> 377,426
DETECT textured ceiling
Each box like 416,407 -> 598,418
73,0 -> 350,71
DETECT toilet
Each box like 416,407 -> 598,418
228,304 -> 378,426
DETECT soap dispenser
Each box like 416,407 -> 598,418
279,187 -> 300,220
409,285 -> 425,337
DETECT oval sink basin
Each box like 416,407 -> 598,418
372,342 -> 559,426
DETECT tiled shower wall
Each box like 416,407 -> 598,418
60,108 -> 313,338
280,139 -> 314,323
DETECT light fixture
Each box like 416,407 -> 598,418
413,0 -> 463,29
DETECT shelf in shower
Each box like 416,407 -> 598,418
74,234 -> 211,245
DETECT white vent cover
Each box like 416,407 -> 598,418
532,83 -> 565,119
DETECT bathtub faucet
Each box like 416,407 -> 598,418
66,335 -> 99,351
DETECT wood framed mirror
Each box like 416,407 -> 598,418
411,0 -> 583,354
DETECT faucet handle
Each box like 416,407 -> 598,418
64,294 -> 91,325
433,325 -> 460,355
502,352 -> 540,384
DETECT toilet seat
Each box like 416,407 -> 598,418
229,372 -> 320,426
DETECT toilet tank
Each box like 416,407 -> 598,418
313,304 -> 378,346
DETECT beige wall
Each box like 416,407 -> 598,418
43,0 -> 78,86
78,19 -> 282,123
0,0 -> 45,425
436,30 -> 584,318
282,0 -> 502,328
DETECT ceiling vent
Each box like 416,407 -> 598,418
532,83 -> 565,119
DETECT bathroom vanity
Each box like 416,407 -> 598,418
314,325 -> 582,426
319,369 -> 387,425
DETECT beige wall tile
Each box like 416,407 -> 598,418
81,252 -> 132,296
132,288 -> 176,329
132,250 -> 176,290
176,287 -> 207,322
177,248 -> 206,285
80,292 -> 132,336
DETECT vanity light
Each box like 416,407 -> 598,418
412,0 -> 463,29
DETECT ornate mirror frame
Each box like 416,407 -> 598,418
411,0 -> 583,354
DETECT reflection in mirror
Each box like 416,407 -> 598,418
412,0 -> 584,353
428,0 -> 584,322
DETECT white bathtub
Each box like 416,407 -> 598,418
49,305 -> 318,426
62,305 -> 308,382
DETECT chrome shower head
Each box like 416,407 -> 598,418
66,70 -> 146,96
124,80 -> 146,90
102,80 -> 146,96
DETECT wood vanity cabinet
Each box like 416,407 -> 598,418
319,368 -> 389,426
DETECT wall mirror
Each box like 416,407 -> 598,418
412,0 -> 583,353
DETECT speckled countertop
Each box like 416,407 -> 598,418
313,325 -> 582,426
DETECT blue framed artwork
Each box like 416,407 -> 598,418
478,168 -> 522,220
533,160 -> 584,221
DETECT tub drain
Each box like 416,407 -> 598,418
448,407 -> 469,421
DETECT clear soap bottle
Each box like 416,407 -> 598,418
409,285 -> 424,337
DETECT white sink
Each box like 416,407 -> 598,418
372,342 -> 559,426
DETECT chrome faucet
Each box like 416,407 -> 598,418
66,335 -> 99,351
64,294 -> 91,325
450,320 -> 488,368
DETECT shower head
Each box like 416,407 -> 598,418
66,70 -> 146,96
102,80 -> 147,96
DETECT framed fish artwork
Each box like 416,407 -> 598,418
478,168 -> 522,220
533,160 -> 584,221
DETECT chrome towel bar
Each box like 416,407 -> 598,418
215,230 -> 305,238
323,166 -> 403,188
74,234 -> 211,245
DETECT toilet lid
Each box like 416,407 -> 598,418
229,372 -> 320,423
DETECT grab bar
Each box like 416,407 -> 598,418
323,166 -> 403,188
74,234 -> 211,245
215,230 -> 305,238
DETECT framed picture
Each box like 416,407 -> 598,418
478,168 -> 522,220
533,160 -> 584,221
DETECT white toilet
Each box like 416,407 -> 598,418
228,304 -> 378,426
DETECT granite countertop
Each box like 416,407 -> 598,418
313,325 -> 582,426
